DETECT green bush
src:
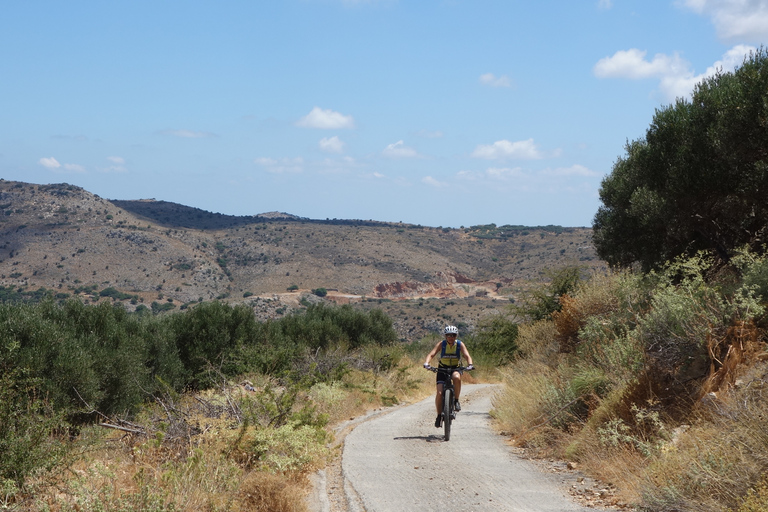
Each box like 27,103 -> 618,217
98,287 -> 136,301
470,314 -> 519,364
0,300 -> 184,417
0,338 -> 68,490
514,266 -> 584,320
0,299 -> 398,426
165,301 -> 259,389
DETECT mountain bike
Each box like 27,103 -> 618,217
426,365 -> 473,441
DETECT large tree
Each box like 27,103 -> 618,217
593,47 -> 768,271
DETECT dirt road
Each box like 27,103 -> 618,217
311,384 -> 605,512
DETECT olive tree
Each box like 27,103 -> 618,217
594,47 -> 768,270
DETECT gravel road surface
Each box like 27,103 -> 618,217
332,383 -> 603,512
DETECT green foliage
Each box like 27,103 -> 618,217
738,475 -> 768,512
515,266 -> 584,320
0,300 -> 185,417
0,344 -> 69,489
151,301 -> 176,313
269,303 -> 395,353
239,383 -> 328,430
468,224 -> 568,239
166,301 -> 258,389
596,403 -> 668,458
0,297 -> 397,447
246,421 -> 331,474
99,287 -> 137,301
594,47 -> 768,270
311,287 -> 328,297
0,285 -> 54,303
470,314 -> 519,364
491,252 -> 768,511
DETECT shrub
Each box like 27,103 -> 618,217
98,287 -> 135,301
470,314 -> 519,364
0,338 -> 69,491
166,301 -> 259,389
514,266 -> 585,321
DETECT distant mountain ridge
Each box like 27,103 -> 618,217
0,179 -> 605,336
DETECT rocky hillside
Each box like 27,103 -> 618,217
0,179 -> 605,339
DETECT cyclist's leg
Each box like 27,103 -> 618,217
452,370 -> 462,402
435,382 -> 444,414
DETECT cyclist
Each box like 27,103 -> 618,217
423,325 -> 474,427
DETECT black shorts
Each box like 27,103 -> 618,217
435,366 -> 461,384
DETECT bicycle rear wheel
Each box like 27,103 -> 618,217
443,388 -> 453,441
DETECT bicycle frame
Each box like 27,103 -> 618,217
427,365 -> 470,441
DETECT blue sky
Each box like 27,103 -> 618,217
2,1 -> 766,228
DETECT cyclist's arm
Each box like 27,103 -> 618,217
460,342 -> 473,367
424,341 -> 442,366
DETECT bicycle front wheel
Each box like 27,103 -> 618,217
443,388 -> 453,441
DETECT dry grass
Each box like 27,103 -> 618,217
489,265 -> 768,512
239,472 -> 308,512
491,354 -> 768,511
14,353 -> 438,512
514,319 -> 560,365
640,361 -> 768,511
491,359 -> 559,437
569,440 -> 648,505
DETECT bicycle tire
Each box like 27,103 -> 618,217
443,388 -> 453,441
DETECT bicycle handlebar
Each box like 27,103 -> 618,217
424,364 -> 474,372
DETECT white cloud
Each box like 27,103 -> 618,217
471,139 -> 545,160
39,157 -> 61,169
598,0 -> 613,8
679,0 -> 768,42
540,164 -> 600,177
594,45 -> 757,100
101,156 -> 127,173
161,129 -> 217,138
254,157 -> 304,174
479,73 -> 512,87
63,163 -> 86,173
458,167 -> 525,181
383,140 -> 420,158
297,107 -> 355,129
317,156 -> 358,175
594,49 -> 689,80
319,136 -> 345,154
422,176 -> 448,188
39,157 -> 86,173
456,163 -> 599,190
486,167 -> 526,179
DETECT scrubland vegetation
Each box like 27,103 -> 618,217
0,300 -> 434,511
492,254 -> 768,511
5,40 -> 768,512
6,252 -> 768,512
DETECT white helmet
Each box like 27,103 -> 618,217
444,325 -> 459,335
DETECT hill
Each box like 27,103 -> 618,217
0,179 -> 605,339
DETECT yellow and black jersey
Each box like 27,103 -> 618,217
438,339 -> 463,368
